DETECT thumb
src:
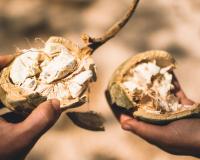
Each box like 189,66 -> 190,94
5,99 -> 61,159
20,99 -> 61,141
120,114 -> 168,145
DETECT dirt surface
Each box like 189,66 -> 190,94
0,0 -> 200,160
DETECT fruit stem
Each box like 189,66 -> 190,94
82,0 -> 140,52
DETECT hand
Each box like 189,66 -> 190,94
108,73 -> 200,157
120,116 -> 200,157
0,55 -> 61,160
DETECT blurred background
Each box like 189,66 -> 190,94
1,0 -> 200,159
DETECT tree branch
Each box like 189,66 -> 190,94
82,0 -> 140,52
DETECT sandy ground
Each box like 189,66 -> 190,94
0,0 -> 200,160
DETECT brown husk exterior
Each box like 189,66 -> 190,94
108,50 -> 200,123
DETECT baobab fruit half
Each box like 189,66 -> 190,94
0,37 -> 96,114
0,0 -> 140,123
107,50 -> 200,124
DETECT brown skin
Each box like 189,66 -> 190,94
118,73 -> 200,157
0,55 -> 61,160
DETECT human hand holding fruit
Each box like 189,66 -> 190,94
120,73 -> 200,157
106,51 -> 200,157
0,54 -> 61,160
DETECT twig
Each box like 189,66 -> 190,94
82,0 -> 140,52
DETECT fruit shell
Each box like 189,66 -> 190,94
0,37 -> 94,115
108,50 -> 175,109
133,105 -> 200,124
108,50 -> 200,124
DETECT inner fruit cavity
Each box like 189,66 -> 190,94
122,60 -> 192,114
10,40 -> 96,106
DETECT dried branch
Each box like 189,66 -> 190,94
82,0 -> 140,52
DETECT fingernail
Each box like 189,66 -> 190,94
51,99 -> 60,113
120,114 -> 132,122
122,123 -> 132,131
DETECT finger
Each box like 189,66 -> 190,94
172,72 -> 194,105
0,100 -> 60,160
0,54 -> 15,70
174,86 -> 194,105
18,99 -> 61,141
120,115 -> 169,145
120,114 -> 133,123
176,91 -> 194,105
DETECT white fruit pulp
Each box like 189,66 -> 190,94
122,61 -> 191,114
10,41 -> 95,104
